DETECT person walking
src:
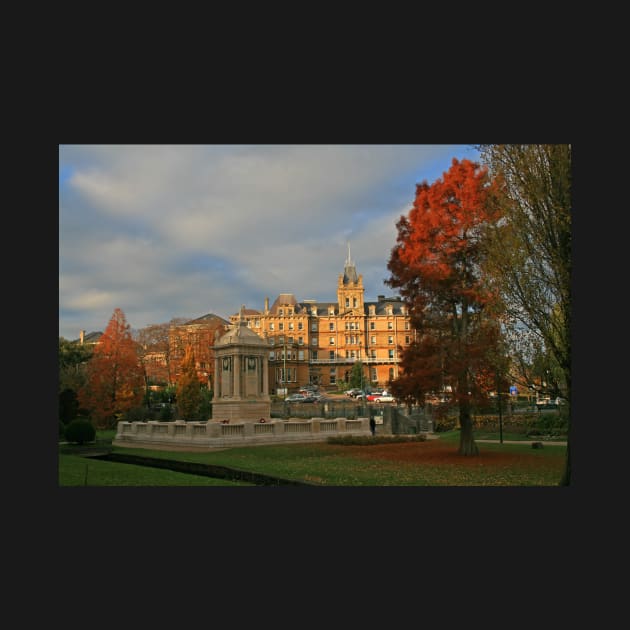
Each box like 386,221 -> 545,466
369,416 -> 376,436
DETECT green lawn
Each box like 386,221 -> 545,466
60,428 -> 567,486
105,439 -> 567,486
58,453 -> 254,486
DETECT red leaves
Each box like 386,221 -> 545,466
78,308 -> 145,428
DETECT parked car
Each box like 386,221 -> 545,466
366,392 -> 384,402
285,393 -> 311,403
373,393 -> 395,403
345,388 -> 363,398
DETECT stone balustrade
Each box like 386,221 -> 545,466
113,417 -> 372,450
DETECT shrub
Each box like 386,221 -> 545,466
64,419 -> 96,445
159,405 -> 173,421
327,435 -> 426,446
124,406 -> 153,422
59,388 -> 79,423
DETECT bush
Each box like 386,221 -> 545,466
433,417 -> 457,432
124,406 -> 152,422
59,388 -> 79,424
64,419 -> 96,445
327,435 -> 426,445
159,405 -> 173,421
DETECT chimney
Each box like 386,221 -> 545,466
264,297 -> 269,313
377,295 -> 385,302
80,330 -> 85,344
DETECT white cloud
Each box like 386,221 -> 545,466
59,144 -> 478,339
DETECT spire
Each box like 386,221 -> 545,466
343,242 -> 358,284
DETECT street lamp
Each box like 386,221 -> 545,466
283,336 -> 287,396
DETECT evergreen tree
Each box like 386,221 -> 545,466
176,345 -> 202,421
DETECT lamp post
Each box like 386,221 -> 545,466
283,335 -> 287,397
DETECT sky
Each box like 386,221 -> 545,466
59,144 -> 480,340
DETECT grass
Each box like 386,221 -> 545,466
58,453 -> 254,486
105,438 -> 567,486
59,427 -> 567,486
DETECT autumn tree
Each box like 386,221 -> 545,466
386,157 -> 502,456
78,308 -> 145,429
176,345 -> 203,421
477,144 -> 571,483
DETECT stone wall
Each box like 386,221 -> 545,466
113,417 -> 372,450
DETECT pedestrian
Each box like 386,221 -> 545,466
369,416 -> 376,436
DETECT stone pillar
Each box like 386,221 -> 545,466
233,354 -> 241,398
262,353 -> 269,395
214,355 -> 220,397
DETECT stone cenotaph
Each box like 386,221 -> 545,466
211,307 -> 271,423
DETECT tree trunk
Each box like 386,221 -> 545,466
458,399 -> 479,456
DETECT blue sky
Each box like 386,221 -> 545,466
59,144 -> 480,340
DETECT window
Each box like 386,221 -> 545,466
279,336 -> 284,344
289,322 -> 294,330
255,319 -> 260,328
345,298 -> 350,307
312,337 -> 318,345
388,349 -> 394,359
329,337 -> 335,345
288,337 -> 294,344
371,368 -> 377,381
269,338 -> 275,345
371,336 -> 376,345
312,351 -> 318,360
269,322 -> 275,331
389,368 -> 394,381
279,309 -> 283,316
298,321 -> 303,330
298,350 -> 304,360
311,322 -> 317,331
370,321 -> 375,330
371,350 -> 376,358
329,350 -> 335,360
269,351 -> 275,360
330,368 -> 336,385
353,297 -> 357,307
405,336 -> 410,344
388,321 -> 393,330
279,322 -> 284,331
298,336 -> 304,345
404,321 -> 410,330
329,322 -> 334,331
388,336 -> 393,344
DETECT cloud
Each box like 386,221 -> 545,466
59,144 -> 478,339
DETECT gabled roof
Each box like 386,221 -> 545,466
72,331 -> 103,344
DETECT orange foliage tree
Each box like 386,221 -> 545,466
387,158 -> 503,455
79,308 -> 145,429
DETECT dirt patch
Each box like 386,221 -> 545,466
340,439 -> 555,467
